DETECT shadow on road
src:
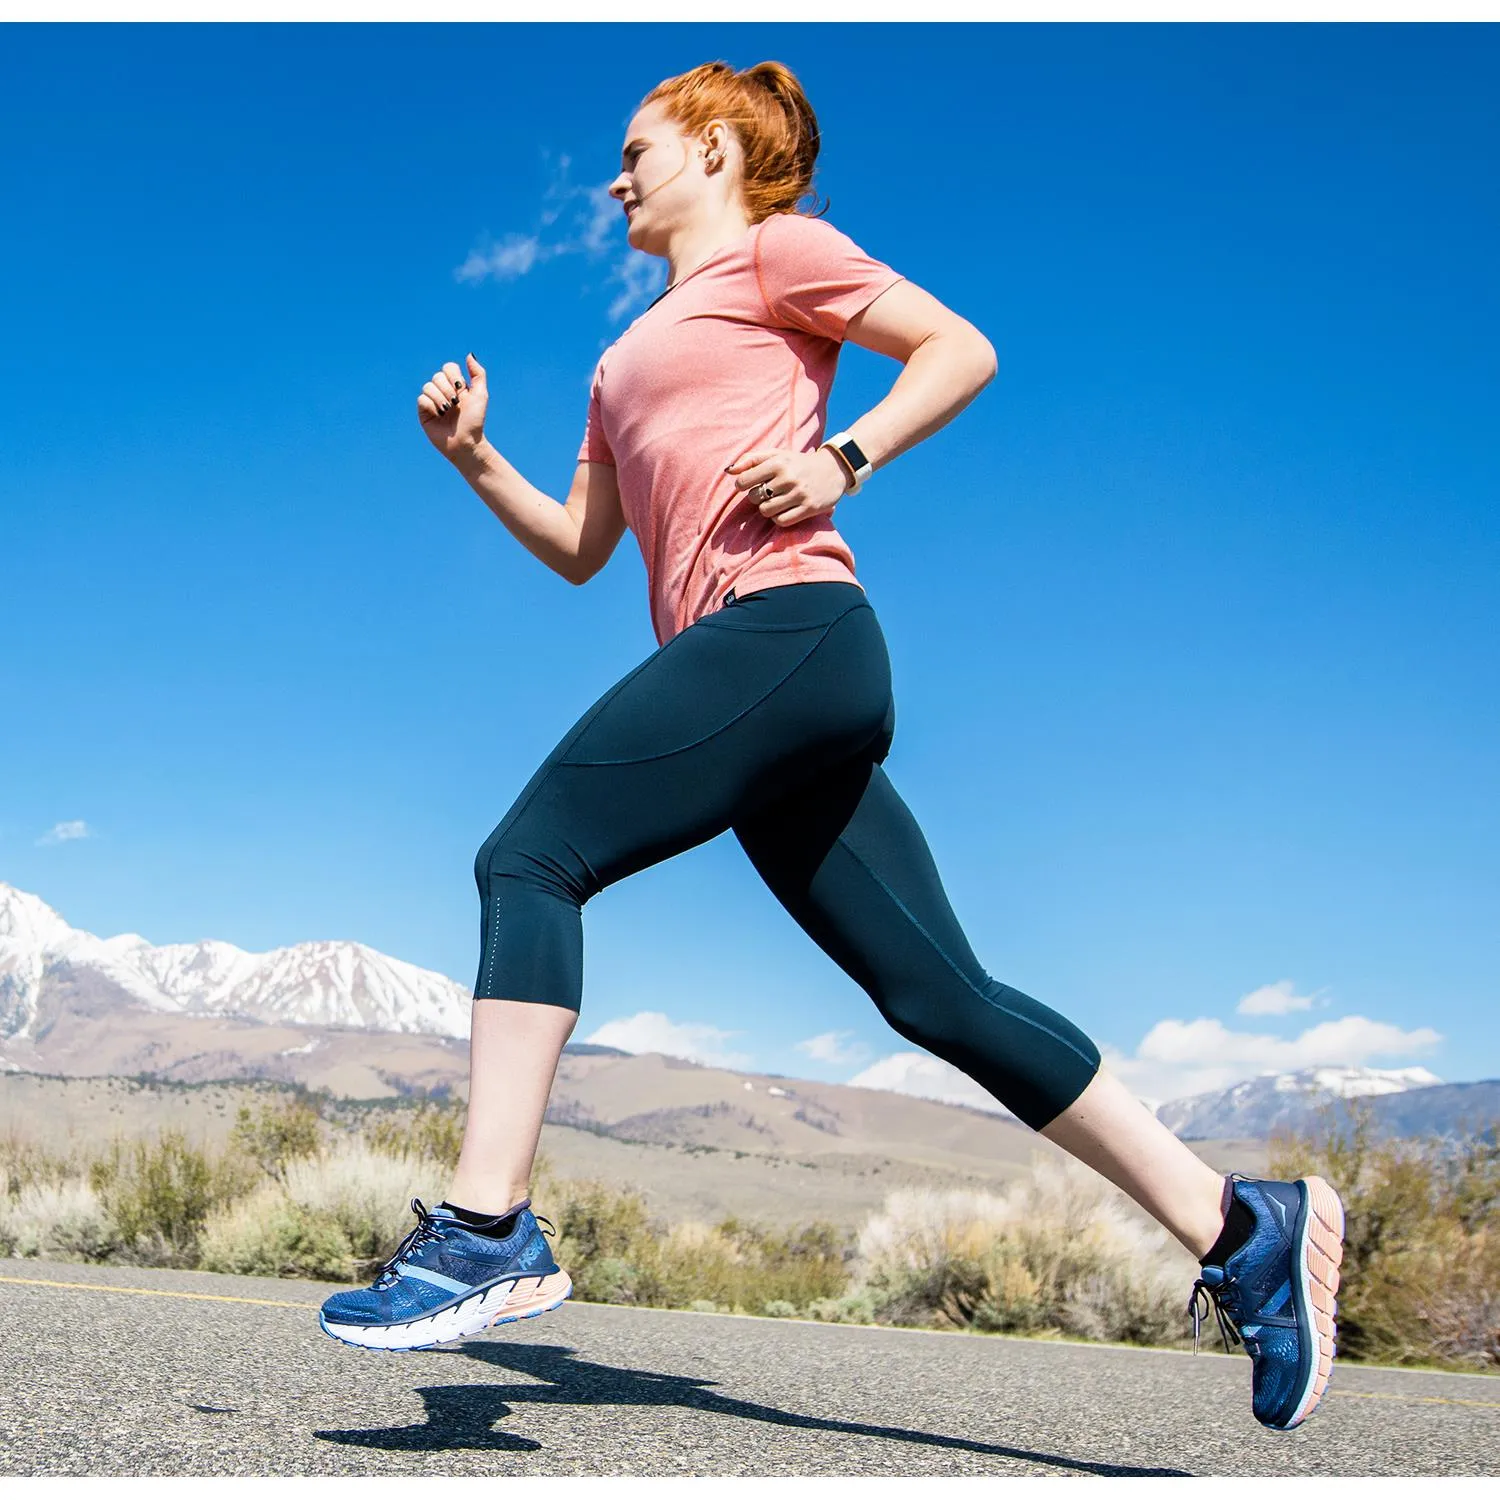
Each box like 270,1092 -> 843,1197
313,1339 -> 1189,1475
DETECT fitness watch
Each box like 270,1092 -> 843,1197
820,430 -> 873,494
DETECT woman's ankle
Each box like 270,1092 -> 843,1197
442,1179 -> 532,1217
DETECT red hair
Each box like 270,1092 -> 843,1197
639,60 -> 828,223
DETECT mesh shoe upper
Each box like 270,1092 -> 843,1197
1189,1177 -> 1313,1430
321,1197 -> 560,1328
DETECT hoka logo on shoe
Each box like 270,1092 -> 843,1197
517,1239 -> 543,1269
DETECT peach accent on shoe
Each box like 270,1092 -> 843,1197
483,1268 -> 573,1327
1290,1175 -> 1346,1426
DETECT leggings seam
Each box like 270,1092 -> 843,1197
832,832 -> 1102,1074
481,890 -> 502,996
561,601 -> 871,768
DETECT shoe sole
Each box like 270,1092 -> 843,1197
319,1268 -> 573,1352
1281,1176 -> 1345,1429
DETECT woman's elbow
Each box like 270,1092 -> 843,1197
974,333 -> 999,383
943,323 -> 997,387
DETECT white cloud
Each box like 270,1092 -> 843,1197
455,233 -> 554,283
455,159 -> 663,325
584,1010 -> 750,1069
1102,1013 -> 1444,1108
796,1030 -> 870,1067
846,1052 -> 1013,1118
537,150 -> 574,227
37,820 -> 91,846
576,181 -> 623,255
1236,979 -> 1318,1016
606,252 -> 665,324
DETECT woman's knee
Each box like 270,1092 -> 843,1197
475,825 -> 597,909
474,829 -> 501,895
874,983 -> 972,1056
870,974 -> 1103,1123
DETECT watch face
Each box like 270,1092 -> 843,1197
839,437 -> 870,471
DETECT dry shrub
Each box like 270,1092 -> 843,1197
197,1182 -> 354,1281
86,1129 -> 260,1268
1270,1104 -> 1498,1371
545,1158 -> 1186,1340
279,1139 -> 449,1275
653,1216 -> 849,1314
852,1156 -> 1194,1347
1,1132 -> 80,1197
0,1178 -> 115,1261
229,1095 -> 326,1177
805,1290 -> 879,1324
549,1178 -> 661,1304
362,1101 -> 466,1172
546,1179 -> 849,1314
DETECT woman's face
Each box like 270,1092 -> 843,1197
610,102 -> 725,248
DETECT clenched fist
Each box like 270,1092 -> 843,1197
417,352 -> 488,462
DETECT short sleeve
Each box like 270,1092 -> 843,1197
575,356 -> 616,466
753,212 -> 907,342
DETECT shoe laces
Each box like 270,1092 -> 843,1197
373,1197 -> 559,1286
374,1196 -> 450,1287
1187,1275 -> 1245,1356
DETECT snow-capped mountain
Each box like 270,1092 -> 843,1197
0,881 -> 471,1041
1156,1065 -> 1444,1139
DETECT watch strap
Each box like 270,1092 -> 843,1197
821,430 -> 871,494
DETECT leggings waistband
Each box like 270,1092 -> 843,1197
706,580 -> 870,632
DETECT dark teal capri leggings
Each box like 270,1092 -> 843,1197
473,579 -> 1101,1130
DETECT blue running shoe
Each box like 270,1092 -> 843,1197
1188,1174 -> 1346,1431
319,1197 -> 571,1351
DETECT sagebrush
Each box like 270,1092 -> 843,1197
4,1087 -> 1494,1369
1270,1102 -> 1497,1371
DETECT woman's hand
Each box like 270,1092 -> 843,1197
417,353 -> 489,463
725,446 -> 851,527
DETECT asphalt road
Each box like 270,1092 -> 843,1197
1,1256 -> 1494,1476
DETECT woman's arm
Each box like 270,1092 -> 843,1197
837,279 -> 998,475
452,442 -> 625,586
419,354 -> 624,586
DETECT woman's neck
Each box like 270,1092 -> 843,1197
661,211 -> 757,289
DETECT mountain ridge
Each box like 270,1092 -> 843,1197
0,881 -> 470,1041
4,882 -> 1490,1141
1155,1066 -> 1497,1141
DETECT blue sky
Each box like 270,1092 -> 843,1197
2,23 -> 1495,1104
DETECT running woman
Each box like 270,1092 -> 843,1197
319,60 -> 1346,1433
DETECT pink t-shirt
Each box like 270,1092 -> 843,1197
577,211 -> 907,646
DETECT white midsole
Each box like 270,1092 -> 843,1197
323,1270 -> 572,1351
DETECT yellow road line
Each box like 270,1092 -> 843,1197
0,1273 -> 320,1310
2,1274 -> 1498,1407
1326,1389 -> 1500,1410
